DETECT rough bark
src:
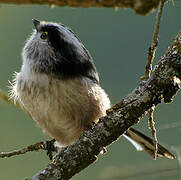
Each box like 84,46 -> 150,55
0,0 -> 163,15
31,32 -> 181,180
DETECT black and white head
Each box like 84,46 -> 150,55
22,19 -> 99,82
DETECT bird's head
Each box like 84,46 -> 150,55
22,19 -> 98,81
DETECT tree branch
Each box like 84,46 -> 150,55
143,0 -> 165,80
148,105 -> 158,160
0,139 -> 56,160
0,0 -> 164,15
0,89 -> 13,105
31,31 -> 181,180
142,0 -> 165,158
0,141 -> 45,158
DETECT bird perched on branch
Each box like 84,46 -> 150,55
11,19 -> 174,159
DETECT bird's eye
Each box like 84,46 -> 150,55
40,32 -> 48,40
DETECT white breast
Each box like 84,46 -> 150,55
12,61 -> 110,145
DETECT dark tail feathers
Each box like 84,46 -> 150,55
124,128 -> 175,159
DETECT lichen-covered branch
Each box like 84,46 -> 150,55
31,32 -> 181,180
0,0 -> 164,15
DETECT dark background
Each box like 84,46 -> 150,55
0,2 -> 181,180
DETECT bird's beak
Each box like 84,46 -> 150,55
32,19 -> 40,31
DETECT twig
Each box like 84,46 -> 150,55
142,0 -> 165,159
142,0 -> 165,80
0,141 -> 45,158
0,89 -> 23,110
148,106 -> 158,160
0,139 -> 56,159
0,89 -> 13,105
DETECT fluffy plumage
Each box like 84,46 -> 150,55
11,19 -> 175,159
12,19 -> 108,145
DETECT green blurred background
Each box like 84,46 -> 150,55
0,2 -> 181,180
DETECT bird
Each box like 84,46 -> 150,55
10,19 -> 175,159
